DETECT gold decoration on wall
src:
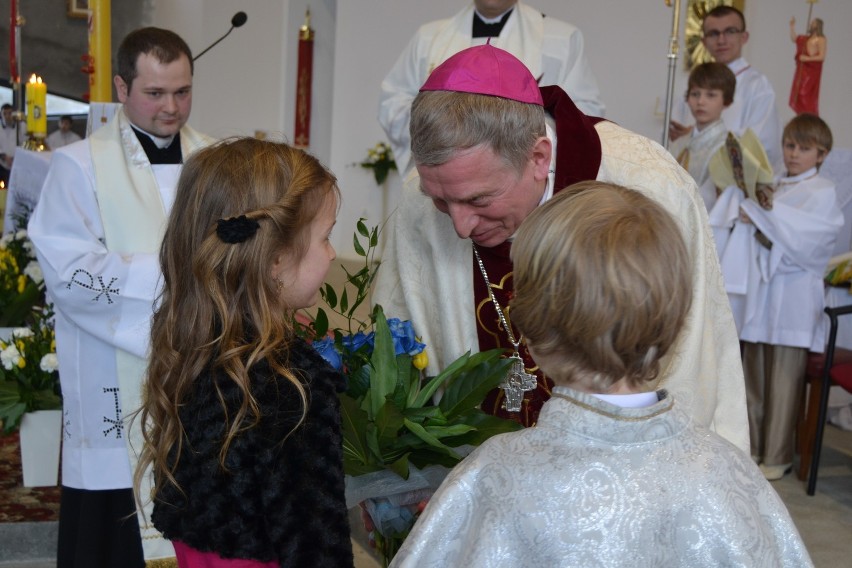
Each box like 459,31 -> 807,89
685,0 -> 745,70
67,0 -> 89,19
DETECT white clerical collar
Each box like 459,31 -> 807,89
592,391 -> 660,408
780,167 -> 818,184
127,119 -> 175,149
727,57 -> 750,76
474,7 -> 513,24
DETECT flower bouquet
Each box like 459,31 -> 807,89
0,226 -> 46,327
357,142 -> 397,185
0,306 -> 60,435
300,220 -> 521,565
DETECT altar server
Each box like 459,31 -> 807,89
28,27 -> 213,567
391,182 -> 813,568
717,114 -> 842,480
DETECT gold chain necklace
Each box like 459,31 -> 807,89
472,243 -> 537,412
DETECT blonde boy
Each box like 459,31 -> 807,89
738,114 -> 843,480
391,182 -> 812,567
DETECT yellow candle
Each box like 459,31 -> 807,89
25,74 -> 47,137
89,0 -> 112,102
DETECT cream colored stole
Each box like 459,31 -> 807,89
90,108 -> 213,565
426,2 -> 544,79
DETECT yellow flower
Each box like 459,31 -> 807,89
17,274 -> 27,293
17,357 -> 26,369
413,350 -> 429,371
51,339 -> 56,352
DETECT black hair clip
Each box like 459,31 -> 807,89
216,215 -> 260,244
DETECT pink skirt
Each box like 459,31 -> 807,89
173,541 -> 278,568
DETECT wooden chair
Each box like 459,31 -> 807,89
797,304 -> 852,495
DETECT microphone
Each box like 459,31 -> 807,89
193,12 -> 248,62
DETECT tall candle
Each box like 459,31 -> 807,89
89,0 -> 112,102
25,74 -> 47,136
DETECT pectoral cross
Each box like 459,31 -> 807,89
500,354 -> 537,412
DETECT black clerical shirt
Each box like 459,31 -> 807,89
472,9 -> 513,38
131,127 -> 182,164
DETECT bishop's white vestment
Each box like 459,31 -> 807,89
374,113 -> 750,453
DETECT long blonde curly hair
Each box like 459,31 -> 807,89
134,137 -> 339,504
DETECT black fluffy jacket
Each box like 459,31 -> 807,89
151,339 -> 354,567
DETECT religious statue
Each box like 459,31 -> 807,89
789,16 -> 826,115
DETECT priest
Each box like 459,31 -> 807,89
372,43 -> 749,453
28,27 -> 213,568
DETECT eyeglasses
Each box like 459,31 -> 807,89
703,27 -> 744,40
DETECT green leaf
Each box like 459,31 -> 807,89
323,283 -> 338,309
368,307 -> 398,419
387,454 -> 411,480
369,227 -> 379,248
0,283 -> 43,327
0,381 -> 27,435
345,365 -> 372,399
439,349 -> 512,420
31,390 -> 61,411
365,423 -> 382,463
338,394 -> 372,470
340,288 -> 349,314
442,410 -> 523,447
374,400 -> 404,448
313,308 -> 329,338
402,418 -> 462,460
402,406 -> 447,426
357,218 -> 370,238
424,424 -> 476,438
411,351 -> 473,408
389,354 -> 413,410
344,460 -> 384,477
353,232 -> 366,257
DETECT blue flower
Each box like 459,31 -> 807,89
387,318 -> 426,356
342,331 -> 374,353
312,336 -> 343,371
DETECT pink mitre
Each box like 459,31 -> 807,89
419,42 -> 544,106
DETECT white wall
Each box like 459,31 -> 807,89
153,0 -> 852,260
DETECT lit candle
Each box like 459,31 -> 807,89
25,74 -> 47,137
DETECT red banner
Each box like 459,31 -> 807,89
294,11 -> 314,149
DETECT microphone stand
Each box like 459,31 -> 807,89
194,12 -> 247,62
661,0 -> 682,149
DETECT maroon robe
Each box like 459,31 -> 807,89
476,86 -> 604,426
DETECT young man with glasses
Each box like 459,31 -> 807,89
670,6 -> 781,170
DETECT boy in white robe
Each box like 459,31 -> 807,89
670,62 -> 738,211
391,182 -> 811,568
730,114 -> 843,480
